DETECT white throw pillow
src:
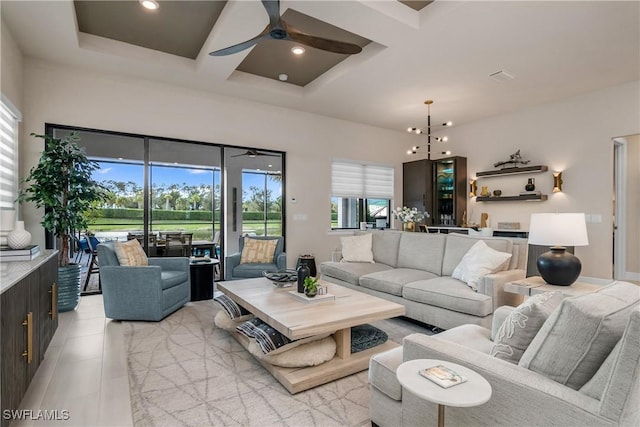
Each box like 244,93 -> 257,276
451,240 -> 512,290
340,233 -> 374,263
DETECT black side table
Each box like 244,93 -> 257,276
189,260 -> 218,301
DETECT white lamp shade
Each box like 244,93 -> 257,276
528,213 -> 589,246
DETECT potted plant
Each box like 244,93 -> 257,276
19,132 -> 107,311
303,276 -> 319,298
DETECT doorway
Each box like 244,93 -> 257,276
613,135 -> 640,282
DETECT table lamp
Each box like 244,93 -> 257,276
528,213 -> 589,286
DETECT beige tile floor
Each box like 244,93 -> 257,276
12,295 -> 133,427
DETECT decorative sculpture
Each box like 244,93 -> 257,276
493,149 -> 531,169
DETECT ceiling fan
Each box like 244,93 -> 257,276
209,0 -> 363,56
231,149 -> 280,158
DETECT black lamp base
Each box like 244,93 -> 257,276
536,247 -> 581,286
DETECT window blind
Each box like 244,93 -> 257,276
332,160 -> 393,199
0,99 -> 20,210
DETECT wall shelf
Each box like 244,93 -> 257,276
476,194 -> 548,202
476,165 -> 548,177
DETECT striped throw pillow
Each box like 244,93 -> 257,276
114,239 -> 148,266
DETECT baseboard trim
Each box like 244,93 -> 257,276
623,271 -> 640,281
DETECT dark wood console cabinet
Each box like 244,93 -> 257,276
1,252 -> 58,427
403,156 -> 467,226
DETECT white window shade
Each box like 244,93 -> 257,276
332,161 -> 393,199
0,99 -> 20,210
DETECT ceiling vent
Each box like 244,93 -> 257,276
488,70 -> 515,82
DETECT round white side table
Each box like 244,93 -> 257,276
396,359 -> 492,427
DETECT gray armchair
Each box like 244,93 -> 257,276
97,242 -> 190,321
225,235 -> 286,280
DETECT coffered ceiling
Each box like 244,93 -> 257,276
2,1 -> 639,132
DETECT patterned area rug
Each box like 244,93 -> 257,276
123,300 -> 433,427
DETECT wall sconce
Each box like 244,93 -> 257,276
469,179 -> 477,197
553,172 -> 563,193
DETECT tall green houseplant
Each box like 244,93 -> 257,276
19,132 -> 106,267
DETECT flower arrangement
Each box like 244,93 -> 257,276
393,206 -> 429,223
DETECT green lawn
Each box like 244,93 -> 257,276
89,219 -> 281,239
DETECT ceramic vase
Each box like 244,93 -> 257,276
296,264 -> 310,293
403,222 -> 415,232
8,221 -> 31,249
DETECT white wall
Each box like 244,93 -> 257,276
19,59 -> 411,265
1,18 -> 24,112
11,49 -> 640,281
441,81 -> 640,279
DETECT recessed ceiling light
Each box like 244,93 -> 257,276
278,73 -> 288,81
140,0 -> 159,10
291,46 -> 305,55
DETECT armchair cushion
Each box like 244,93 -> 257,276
161,270 -> 189,290
114,239 -> 148,266
240,237 -> 277,264
520,281 -> 640,389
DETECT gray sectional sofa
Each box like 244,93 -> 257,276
368,281 -> 640,427
320,230 -> 527,330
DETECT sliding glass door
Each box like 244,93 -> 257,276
47,124 -> 285,282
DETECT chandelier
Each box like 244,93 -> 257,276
406,100 -> 452,159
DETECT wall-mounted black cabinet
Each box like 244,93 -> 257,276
403,156 -> 467,226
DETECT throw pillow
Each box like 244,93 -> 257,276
340,233 -> 374,263
213,294 -> 252,320
114,239 -> 148,266
214,310 -> 254,332
519,281 -> 640,390
240,237 -> 277,264
490,291 -> 564,364
451,240 -> 512,290
236,318 -> 265,339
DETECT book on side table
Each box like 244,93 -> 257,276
419,364 -> 468,388
0,245 -> 41,261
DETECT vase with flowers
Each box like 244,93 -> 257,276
393,206 -> 429,232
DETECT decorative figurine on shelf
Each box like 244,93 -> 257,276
480,212 -> 489,228
480,186 -> 490,197
493,149 -> 531,169
525,178 -> 536,192
493,190 -> 502,197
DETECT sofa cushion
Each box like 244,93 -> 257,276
402,277 -> 493,317
369,346 -> 403,401
396,232 -> 447,275
341,233 -> 374,263
442,234 -> 513,277
160,270 -> 189,290
360,268 -> 439,296
519,281 -> 640,389
437,324 -> 493,354
451,240 -> 512,290
579,339 -> 621,400
320,261 -> 392,285
490,291 -> 564,364
240,237 -> 277,264
371,230 -> 402,267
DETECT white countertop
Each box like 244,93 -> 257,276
0,250 -> 58,295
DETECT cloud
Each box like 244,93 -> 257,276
188,169 -> 209,175
97,167 -> 112,174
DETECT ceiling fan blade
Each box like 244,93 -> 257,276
261,0 -> 281,28
209,26 -> 270,56
285,24 -> 363,55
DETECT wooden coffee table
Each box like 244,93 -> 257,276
217,278 -> 406,393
